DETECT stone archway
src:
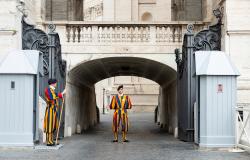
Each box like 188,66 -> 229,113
64,56 -> 177,137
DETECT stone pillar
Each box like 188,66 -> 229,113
68,0 -> 74,20
74,0 -> 83,21
131,0 -> 139,21
224,0 -> 250,104
45,0 -> 68,21
202,0 -> 213,22
115,0 -> 132,21
156,0 -> 171,21
171,0 -> 202,21
0,0 -> 24,53
35,0 -> 46,24
45,0 -> 52,20
103,0 -> 115,21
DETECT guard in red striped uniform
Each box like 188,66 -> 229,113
43,79 -> 66,146
109,85 -> 132,142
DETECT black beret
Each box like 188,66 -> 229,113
117,85 -> 123,91
48,78 -> 57,85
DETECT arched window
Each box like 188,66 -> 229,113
141,12 -> 153,22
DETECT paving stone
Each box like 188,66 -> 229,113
0,113 -> 249,160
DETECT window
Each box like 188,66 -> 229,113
141,12 -> 153,22
11,81 -> 15,89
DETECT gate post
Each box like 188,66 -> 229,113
48,24 -> 57,79
175,8 -> 223,142
22,16 -> 67,140
185,25 -> 196,142
175,25 -> 196,142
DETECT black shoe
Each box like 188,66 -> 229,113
123,139 -> 129,142
112,140 -> 118,142
46,143 -> 54,146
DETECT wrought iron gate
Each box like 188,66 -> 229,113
175,8 -> 223,142
22,16 -> 66,138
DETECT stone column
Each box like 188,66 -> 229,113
202,0 -> 213,22
115,0 -> 132,21
131,0 -> 139,21
68,0 -> 74,20
156,0 -> 171,21
74,0 -> 83,21
103,0 -> 115,21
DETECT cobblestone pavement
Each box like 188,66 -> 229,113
0,113 -> 249,160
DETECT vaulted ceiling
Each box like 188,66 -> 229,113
69,57 -> 176,87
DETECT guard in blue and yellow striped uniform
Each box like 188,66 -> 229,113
109,85 -> 132,142
43,79 -> 66,146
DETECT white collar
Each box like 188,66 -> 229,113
49,85 -> 55,90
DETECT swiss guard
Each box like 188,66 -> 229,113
43,78 -> 66,146
109,85 -> 132,142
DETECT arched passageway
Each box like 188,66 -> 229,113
65,57 -> 177,137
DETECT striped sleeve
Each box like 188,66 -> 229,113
45,88 -> 63,101
127,96 -> 132,109
45,88 -> 54,101
109,96 -> 117,109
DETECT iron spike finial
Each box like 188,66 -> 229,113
48,24 -> 56,33
187,24 -> 194,33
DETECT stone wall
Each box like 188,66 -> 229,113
190,0 -> 250,107
158,81 -> 177,135
96,76 -> 160,113
65,79 -> 97,137
0,0 -> 22,53
84,0 -> 103,21
171,0 -> 202,21
45,0 -> 68,20
205,0 -> 250,105
45,0 -> 83,21
0,0 -> 45,53
44,0 -> 176,22
225,0 -> 250,104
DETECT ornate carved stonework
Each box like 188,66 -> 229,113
84,3 -> 103,21
65,24 -> 185,44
